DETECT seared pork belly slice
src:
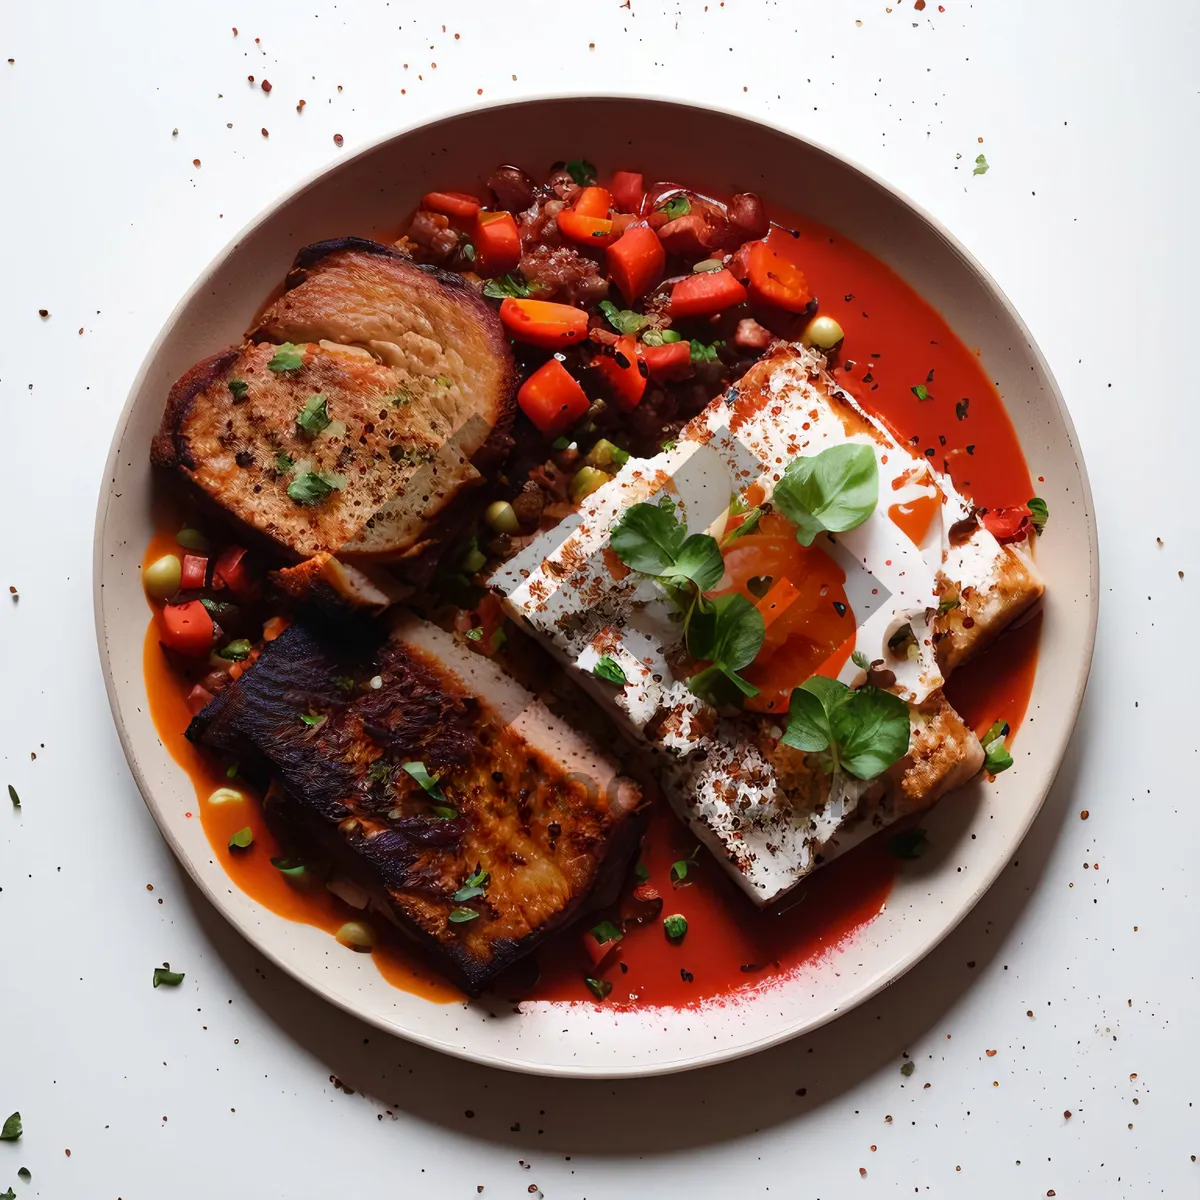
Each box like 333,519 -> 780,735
666,695 -> 983,905
187,616 -> 644,994
153,238 -> 516,561
269,554 -> 410,617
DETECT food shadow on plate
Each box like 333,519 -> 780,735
177,692 -> 1091,1156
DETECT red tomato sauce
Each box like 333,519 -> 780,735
141,204 -> 1040,1011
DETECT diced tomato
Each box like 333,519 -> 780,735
641,340 -> 693,383
186,683 -> 214,715
980,506 -> 1031,542
474,210 -> 522,276
573,186 -> 612,219
610,171 -> 644,214
668,268 -> 748,318
420,191 -> 481,220
590,336 -> 647,412
517,358 -> 590,437
161,600 -> 215,658
556,209 -> 615,247
180,553 -> 208,590
747,241 -> 811,312
499,298 -> 589,350
606,225 -> 665,303
213,545 -> 255,600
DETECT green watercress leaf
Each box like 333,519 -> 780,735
228,826 -> 253,850
401,761 -> 446,803
1027,497 -> 1049,535
593,655 -> 627,685
300,712 -> 325,728
634,862 -> 649,883
773,443 -> 879,547
910,383 -> 930,401
275,451 -> 294,474
610,499 -> 685,576
0,1113 -> 20,1141
663,914 -> 688,940
781,675 -> 846,752
453,867 -> 489,903
671,845 -> 701,886
227,378 -> 249,401
267,342 -> 304,371
152,967 -> 185,988
670,533 -> 725,591
296,394 -> 331,436
448,907 -> 479,923
830,687 -> 911,780
973,153 -> 990,176
287,471 -> 344,506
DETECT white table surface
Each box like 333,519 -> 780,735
2,1 -> 1197,1195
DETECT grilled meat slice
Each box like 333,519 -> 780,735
188,616 -> 644,994
152,238 -> 517,561
269,553 -> 410,618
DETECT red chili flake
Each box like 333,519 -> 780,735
1080,809 -> 1089,819
261,79 -> 272,93
477,88 -> 483,95
869,1145 -> 877,1152
65,1150 -> 71,1158
1063,1110 -> 1072,1119
297,99 -> 306,112
192,158 -> 201,168
254,36 -> 261,44
914,0 -> 926,8
333,133 -> 344,146
261,128 -> 269,137
247,75 -> 255,83
858,1167 -> 867,1178
232,26 -> 238,35
986,1049 -> 997,1057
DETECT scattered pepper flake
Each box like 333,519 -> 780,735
262,79 -> 272,92
986,1049 -> 997,1057
1080,809 -> 1089,820
333,133 -> 344,146
193,158 -> 201,168
261,128 -> 269,138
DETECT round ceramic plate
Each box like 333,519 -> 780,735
94,96 -> 1097,1078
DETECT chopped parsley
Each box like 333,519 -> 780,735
300,712 -> 326,728
658,194 -> 691,219
566,159 -> 597,186
888,828 -> 929,860
482,273 -> 534,300
671,847 -> 701,886
584,976 -> 612,1001
689,338 -> 724,365
368,759 -> 393,785
225,761 -> 239,778
296,394 -> 331,436
287,471 -> 343,506
634,862 -> 649,884
7,784 -> 18,809
910,383 -> 930,401
227,378 -> 249,402
333,674 -> 355,692
465,626 -> 484,642
973,153 -> 990,176
598,300 -> 649,336
453,866 -> 489,903
275,451 -> 294,474
152,966 -> 185,988
217,638 -> 252,662
270,857 -> 307,877
982,719 -> 1013,775
0,1113 -> 20,1141
448,907 -> 479,924
267,342 -> 304,371
590,920 -> 624,946
228,826 -> 254,850
401,760 -> 447,802
900,1060 -> 915,1077
17,1169 -> 30,1182
430,804 -> 459,820
592,655 -> 627,685
663,914 -> 688,940
937,594 -> 960,616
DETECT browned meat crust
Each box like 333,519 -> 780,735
188,620 -> 644,994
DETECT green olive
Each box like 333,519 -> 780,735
461,546 -> 488,574
335,920 -> 375,951
801,315 -> 846,351
570,466 -> 609,504
484,500 -> 520,535
143,554 -> 182,599
583,439 -> 622,469
176,528 -> 210,552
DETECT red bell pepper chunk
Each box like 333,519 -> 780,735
180,553 -> 208,590
420,191 -> 482,221
641,340 -> 693,383
668,268 -> 748,318
981,506 -> 1031,543
590,336 -> 647,412
746,241 -> 811,312
609,171 -> 645,214
573,186 -> 612,219
517,359 -> 590,438
474,210 -> 522,276
161,600 -> 215,658
213,545 -> 255,599
499,298 -> 589,350
556,209 -> 616,247
606,225 -> 665,304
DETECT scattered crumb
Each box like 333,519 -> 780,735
38,309 -> 48,318
261,79 -> 272,93
262,128 -> 269,138
1080,809 -> 1089,820
333,133 -> 344,146
193,158 -> 201,168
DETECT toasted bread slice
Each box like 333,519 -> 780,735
187,616 -> 644,994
